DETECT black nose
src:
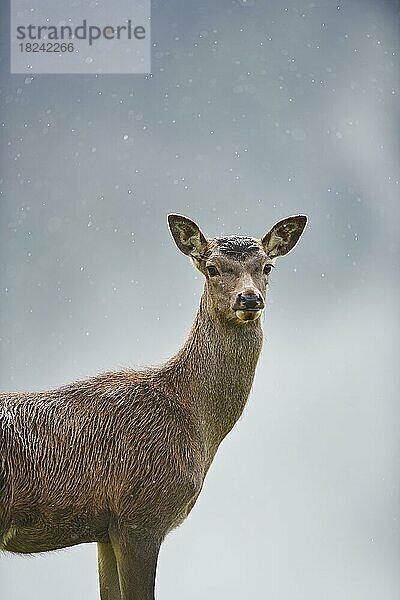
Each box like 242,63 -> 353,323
237,293 -> 264,310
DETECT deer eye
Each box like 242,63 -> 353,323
206,265 -> 220,277
263,264 -> 274,275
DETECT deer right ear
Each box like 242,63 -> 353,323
261,215 -> 308,259
167,214 -> 208,259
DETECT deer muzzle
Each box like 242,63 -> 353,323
233,291 -> 265,322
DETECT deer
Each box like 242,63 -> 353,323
0,213 -> 307,600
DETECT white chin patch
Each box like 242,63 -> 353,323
235,310 -> 262,322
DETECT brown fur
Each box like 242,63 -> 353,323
0,214 -> 307,599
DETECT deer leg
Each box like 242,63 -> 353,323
98,541 -> 121,600
110,529 -> 160,600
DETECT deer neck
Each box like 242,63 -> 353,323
159,291 -> 264,455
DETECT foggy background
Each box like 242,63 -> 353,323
0,1 -> 399,599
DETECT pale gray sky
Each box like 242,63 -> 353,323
0,1 -> 399,598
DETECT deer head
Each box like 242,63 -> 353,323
168,214 -> 307,324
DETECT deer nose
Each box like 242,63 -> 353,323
235,292 -> 265,311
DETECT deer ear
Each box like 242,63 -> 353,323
167,214 -> 208,259
261,215 -> 307,259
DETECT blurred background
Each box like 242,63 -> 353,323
0,1 -> 399,598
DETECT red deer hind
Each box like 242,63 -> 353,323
0,213 -> 307,600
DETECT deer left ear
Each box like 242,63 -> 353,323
261,215 -> 308,259
167,214 -> 208,260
